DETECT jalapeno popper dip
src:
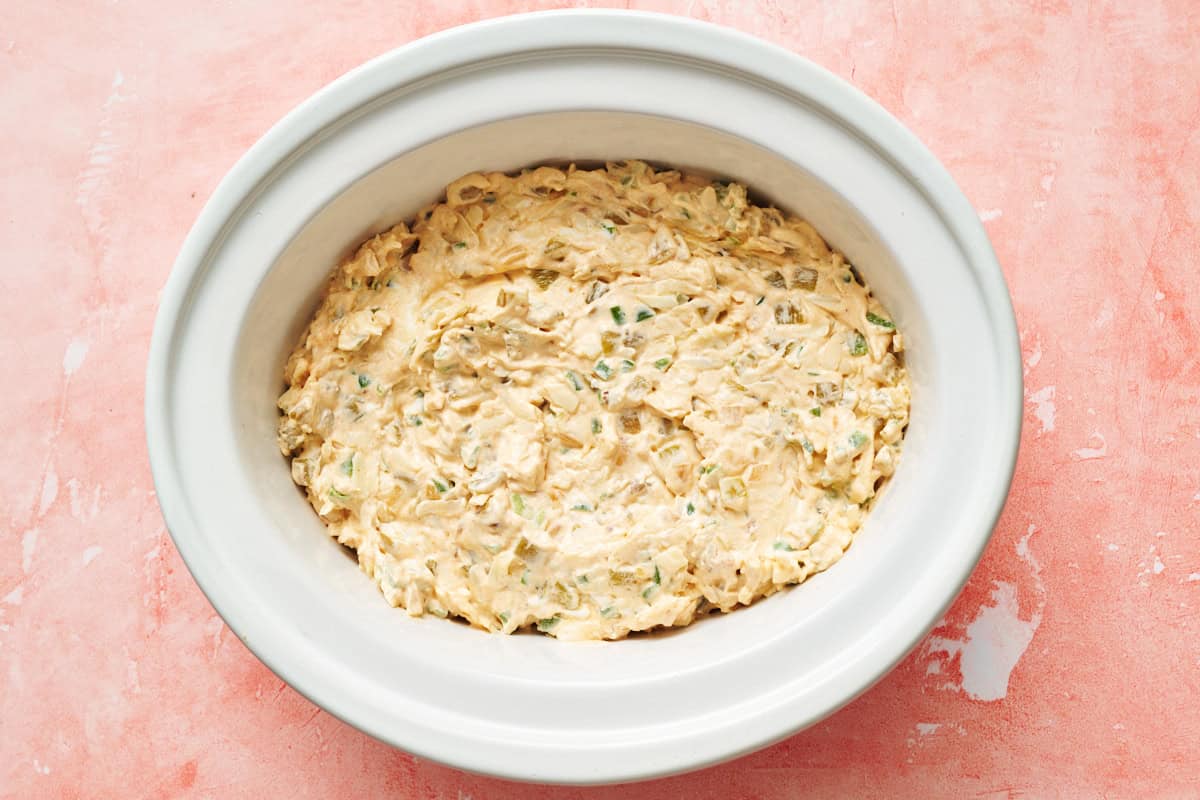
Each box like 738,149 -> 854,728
276,161 -> 910,640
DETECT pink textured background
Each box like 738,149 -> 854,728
3,1 -> 1199,797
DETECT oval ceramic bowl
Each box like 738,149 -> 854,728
145,10 -> 1021,785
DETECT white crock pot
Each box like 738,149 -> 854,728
146,10 -> 1022,784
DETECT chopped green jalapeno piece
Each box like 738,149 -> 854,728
531,268 -> 560,290
866,311 -> 895,329
510,494 -> 527,516
792,267 -> 818,291
849,331 -> 868,356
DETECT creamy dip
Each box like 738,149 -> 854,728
277,161 -> 910,639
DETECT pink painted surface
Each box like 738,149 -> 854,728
3,1 -> 1199,796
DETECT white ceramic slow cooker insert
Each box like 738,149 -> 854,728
146,10 -> 1022,785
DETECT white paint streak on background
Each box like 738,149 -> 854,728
38,467 -> 58,515
62,338 -> 90,376
1024,340 -> 1042,372
924,582 -> 1041,701
1074,431 -> 1108,460
67,479 -> 102,522
1027,386 -> 1056,433
21,528 -> 39,574
76,70 -> 129,218
921,525 -> 1046,701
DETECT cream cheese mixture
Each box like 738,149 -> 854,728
277,161 -> 910,639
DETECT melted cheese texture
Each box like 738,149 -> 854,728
277,161 -> 910,640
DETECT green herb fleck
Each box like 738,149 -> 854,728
536,616 -> 560,632
810,407 -> 822,417
773,540 -> 797,552
431,478 -> 448,494
610,305 -> 626,325
653,357 -> 671,370
571,503 -> 593,512
328,488 -> 348,501
407,415 -> 423,427
341,457 -> 354,476
686,501 -> 695,515
755,295 -> 765,306
801,438 -> 814,454
621,174 -> 633,186
635,308 -> 654,322
652,564 -> 661,585
849,431 -> 869,449
357,373 -> 370,388
642,586 -> 656,601
866,311 -> 895,329
453,241 -> 467,250
591,417 -> 602,434
594,360 -> 614,380
600,606 -> 619,618
566,370 -> 584,391
620,359 -> 635,372
498,611 -> 510,624
601,221 -> 616,235
700,464 -> 719,475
